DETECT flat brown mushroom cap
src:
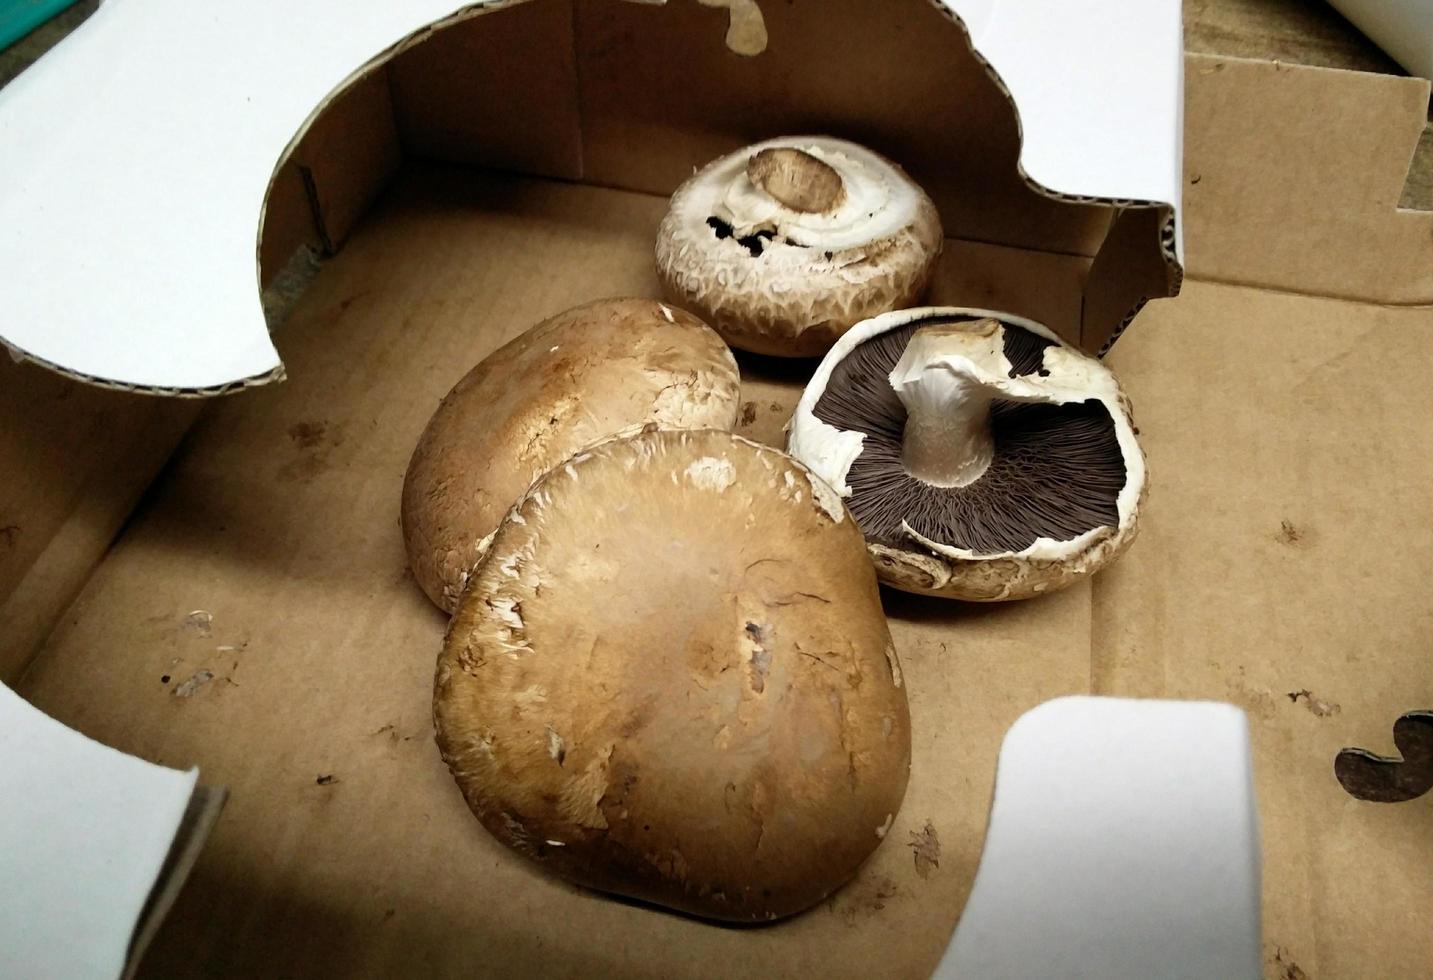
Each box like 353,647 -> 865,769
402,299 -> 741,612
434,429 -> 912,922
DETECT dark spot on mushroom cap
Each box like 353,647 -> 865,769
735,229 -> 775,257
812,317 -> 1125,555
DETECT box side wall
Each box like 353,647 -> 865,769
279,0 -> 1137,351
1183,54 -> 1433,304
0,360 -> 199,683
384,0 -> 1120,259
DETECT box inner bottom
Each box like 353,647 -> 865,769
18,164 -> 1433,978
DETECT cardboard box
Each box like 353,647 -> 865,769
1,1 -> 1430,976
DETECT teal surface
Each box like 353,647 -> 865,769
0,0 -> 80,51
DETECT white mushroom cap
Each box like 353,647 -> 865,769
656,137 -> 943,357
787,307 -> 1146,601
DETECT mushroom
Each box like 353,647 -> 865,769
786,308 -> 1146,601
402,298 -> 741,613
655,137 -> 943,358
433,428 -> 911,922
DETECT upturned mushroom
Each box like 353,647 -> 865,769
655,137 -> 943,357
402,298 -> 741,613
787,308 -> 1146,601
434,428 -> 911,922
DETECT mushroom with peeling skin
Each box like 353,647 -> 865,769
402,298 -> 742,613
656,137 -> 943,357
787,308 -> 1146,601
434,428 -> 912,922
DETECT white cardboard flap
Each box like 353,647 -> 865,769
0,0 -> 1182,393
951,0 -> 1184,227
0,682 -> 200,980
935,696 -> 1262,980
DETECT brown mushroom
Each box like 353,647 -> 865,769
655,137 -> 943,357
433,428 -> 912,921
402,299 -> 741,613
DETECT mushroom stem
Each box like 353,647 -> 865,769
888,320 -> 1008,488
746,147 -> 846,214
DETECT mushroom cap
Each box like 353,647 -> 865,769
433,428 -> 911,922
402,298 -> 741,613
787,307 -> 1146,601
655,137 -> 943,358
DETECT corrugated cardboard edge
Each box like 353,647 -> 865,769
0,342 -> 285,398
121,784 -> 228,980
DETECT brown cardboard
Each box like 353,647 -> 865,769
290,68 -> 403,255
257,160 -> 319,289
387,0 -> 583,183
5,12 -> 1433,980
1098,280 -> 1433,978
1184,55 -> 1433,302
0,358 -> 199,682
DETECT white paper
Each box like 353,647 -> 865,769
1328,0 -> 1433,79
0,683 -> 198,980
934,696 -> 1261,980
0,0 -> 1183,391
949,0 -> 1184,259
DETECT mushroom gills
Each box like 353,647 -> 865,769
811,318 -> 1125,556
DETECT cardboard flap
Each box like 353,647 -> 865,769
0,682 -> 219,980
0,0 -> 506,394
937,698 -> 1261,979
1184,54 -> 1433,304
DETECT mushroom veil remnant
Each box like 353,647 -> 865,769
656,137 -> 943,357
787,308 -> 1146,601
402,298 -> 741,613
434,428 -> 911,922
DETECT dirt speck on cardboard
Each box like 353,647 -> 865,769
1276,520 -> 1310,547
908,820 -> 940,878
181,610 -> 213,636
1287,689 -> 1340,718
172,669 -> 215,698
830,872 -> 900,923
286,420 -> 329,449
1270,945 -> 1310,980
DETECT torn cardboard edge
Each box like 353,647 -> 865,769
0,0 -> 1185,396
